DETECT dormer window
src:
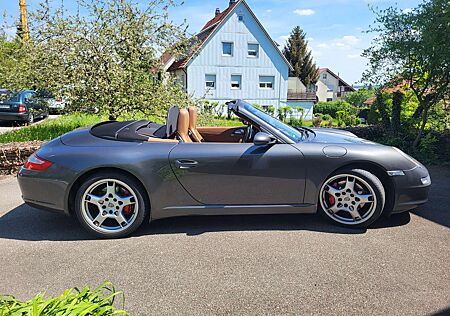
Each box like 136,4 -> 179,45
238,15 -> 244,21
248,43 -> 259,57
322,73 -> 327,79
222,42 -> 233,56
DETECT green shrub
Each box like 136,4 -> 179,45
288,117 -> 304,127
0,282 -> 128,315
314,100 -> 357,118
322,114 -> 332,121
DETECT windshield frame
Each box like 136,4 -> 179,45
236,101 -> 305,143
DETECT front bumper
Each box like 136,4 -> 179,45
391,165 -> 431,213
0,112 -> 29,121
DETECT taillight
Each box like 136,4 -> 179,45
18,104 -> 26,113
24,154 -> 53,171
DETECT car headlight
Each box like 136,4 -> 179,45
421,175 -> 431,185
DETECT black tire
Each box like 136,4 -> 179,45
42,108 -> 49,118
27,113 -> 34,125
318,168 -> 385,228
74,171 -> 149,238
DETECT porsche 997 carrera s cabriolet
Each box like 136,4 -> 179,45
18,100 -> 431,238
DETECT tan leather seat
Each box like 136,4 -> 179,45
177,109 -> 192,143
188,106 -> 204,142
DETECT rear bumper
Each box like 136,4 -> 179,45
391,165 -> 431,213
17,167 -> 69,215
0,112 -> 29,121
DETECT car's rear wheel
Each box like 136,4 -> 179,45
74,172 -> 149,238
318,169 -> 385,228
27,113 -> 34,125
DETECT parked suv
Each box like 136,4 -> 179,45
0,90 -> 50,123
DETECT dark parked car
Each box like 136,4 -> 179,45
18,100 -> 431,238
0,90 -> 50,123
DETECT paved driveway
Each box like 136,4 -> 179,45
0,167 -> 449,315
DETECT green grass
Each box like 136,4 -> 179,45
0,282 -> 128,315
0,113 -> 104,143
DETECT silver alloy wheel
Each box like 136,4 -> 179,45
319,174 -> 377,225
81,179 -> 139,233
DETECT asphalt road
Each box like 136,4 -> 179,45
0,167 -> 449,315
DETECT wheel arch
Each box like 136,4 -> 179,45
67,167 -> 151,216
329,161 -> 395,216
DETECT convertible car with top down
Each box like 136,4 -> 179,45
18,100 -> 431,238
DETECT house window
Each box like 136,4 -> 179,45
238,15 -> 244,21
248,43 -> 259,57
326,98 -> 333,102
222,42 -> 233,56
259,76 -> 274,89
322,73 -> 327,79
231,75 -> 241,89
205,74 -> 216,89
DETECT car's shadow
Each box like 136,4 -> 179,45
0,203 -> 411,241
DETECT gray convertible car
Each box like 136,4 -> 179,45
18,100 -> 431,238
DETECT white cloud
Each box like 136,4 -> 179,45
293,9 -> 315,16
278,35 -> 290,44
347,54 -> 361,59
266,9 -> 272,13
402,8 -> 413,14
342,35 -> 360,45
307,37 -> 314,42
317,43 -> 329,49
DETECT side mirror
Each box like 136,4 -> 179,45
253,132 -> 276,146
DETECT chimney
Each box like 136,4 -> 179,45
215,8 -> 220,16
229,0 -> 236,6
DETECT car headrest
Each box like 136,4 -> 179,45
166,105 -> 180,138
188,106 -> 198,129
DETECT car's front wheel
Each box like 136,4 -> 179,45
318,169 -> 385,228
74,172 -> 149,238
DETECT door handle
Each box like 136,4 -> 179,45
175,159 -> 198,169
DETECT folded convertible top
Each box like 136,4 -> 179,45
90,120 -> 166,141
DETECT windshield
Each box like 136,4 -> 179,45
242,101 -> 305,142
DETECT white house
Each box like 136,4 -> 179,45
162,0 -> 294,113
316,68 -> 355,102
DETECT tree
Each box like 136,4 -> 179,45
26,0 -> 192,121
363,0 -> 450,149
283,26 -> 319,87
345,88 -> 374,107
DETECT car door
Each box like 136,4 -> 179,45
169,142 -> 305,205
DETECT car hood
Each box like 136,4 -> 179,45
305,127 -> 378,145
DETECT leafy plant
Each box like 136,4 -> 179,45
0,282 -> 128,315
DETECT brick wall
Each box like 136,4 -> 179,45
0,141 -> 45,175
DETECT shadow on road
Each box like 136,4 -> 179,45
411,166 -> 450,228
0,203 -> 411,241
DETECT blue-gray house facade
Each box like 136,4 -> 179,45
164,0 -> 299,114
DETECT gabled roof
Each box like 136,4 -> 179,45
165,0 -> 292,71
319,68 -> 355,91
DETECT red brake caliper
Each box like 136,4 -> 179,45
328,182 -> 337,205
122,189 -> 134,215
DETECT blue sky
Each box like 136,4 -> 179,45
1,0 -> 423,84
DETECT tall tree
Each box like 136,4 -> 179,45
26,0 -> 191,121
363,0 -> 450,149
283,26 -> 319,87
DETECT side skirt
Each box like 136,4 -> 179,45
152,203 -> 317,220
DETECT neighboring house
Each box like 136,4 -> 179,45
286,77 -> 316,120
162,0 -> 294,113
316,68 -> 355,102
